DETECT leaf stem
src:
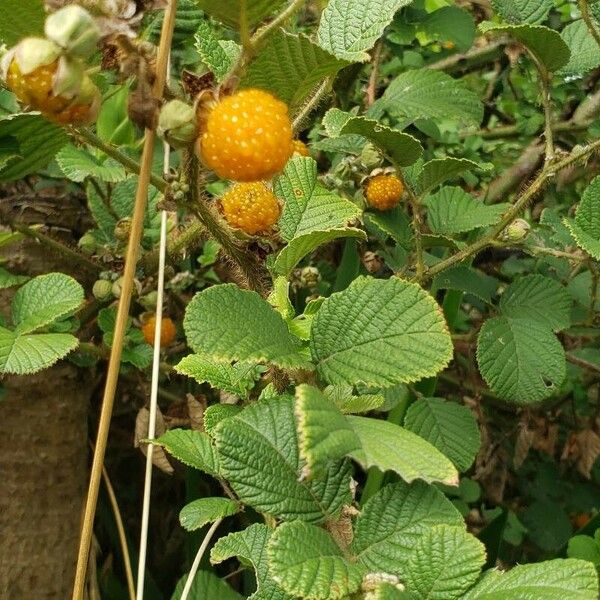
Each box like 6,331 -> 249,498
292,77 -> 332,133
419,138 -> 600,283
529,52 -> 554,162
407,187 -> 425,280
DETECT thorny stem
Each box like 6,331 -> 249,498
419,138 -> 600,283
579,0 -> 600,51
366,39 -> 383,107
407,187 -> 425,280
74,127 -> 168,192
183,152 -> 269,295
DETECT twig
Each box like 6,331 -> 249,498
74,127 -> 168,193
528,52 -> 554,162
567,352 -> 600,376
426,38 -> 504,72
407,188 -> 425,280
420,138 -> 600,282
579,0 -> 600,51
366,39 -> 383,107
71,2 -> 178,598
253,0 -> 305,47
6,219 -> 102,272
180,519 -> 224,600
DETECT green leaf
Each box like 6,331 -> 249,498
565,176 -> 600,261
196,0 -> 286,28
0,328 -> 79,375
369,70 -> 483,128
425,186 -> 508,235
317,0 -> 413,62
171,570 -> 243,600
499,274 -> 571,331
353,481 -> 464,576
348,416 -> 459,486
96,86 -> 136,146
310,277 -> 453,387
567,536 -> 600,565
269,523 -> 365,600
491,0 -> 553,24
560,20 -> 600,77
195,19 -> 239,80
477,316 -> 566,404
175,353 -> 259,398
0,268 -> 29,290
203,404 -> 242,436
155,429 -> 219,476
0,114 -> 68,182
211,524 -> 294,600
364,206 -> 413,248
432,266 -> 497,304
405,525 -> 486,599
242,31 -> 347,109
215,397 -> 352,522
478,22 -> 570,72
179,497 -> 239,531
275,157 -> 361,241
0,0 -> 45,46
295,384 -> 361,479
12,273 -> 84,335
418,158 -> 488,195
274,228 -> 366,276
462,559 -> 599,599
87,183 -> 117,243
421,6 -> 476,52
183,284 -> 312,370
56,144 -> 127,183
325,111 -> 423,167
404,398 -> 480,472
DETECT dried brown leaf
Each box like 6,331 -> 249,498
134,406 -> 174,474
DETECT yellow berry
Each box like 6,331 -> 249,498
6,58 -> 98,125
198,89 -> 294,182
221,182 -> 280,235
293,139 -> 310,157
365,174 -> 404,211
142,316 -> 177,348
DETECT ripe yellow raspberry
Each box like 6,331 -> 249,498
6,58 -> 98,125
293,139 -> 310,157
365,174 -> 404,211
198,89 -> 294,182
142,316 -> 177,348
220,182 -> 280,235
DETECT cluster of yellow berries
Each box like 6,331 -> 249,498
195,88 -> 312,236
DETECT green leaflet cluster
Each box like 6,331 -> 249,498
0,273 -> 83,375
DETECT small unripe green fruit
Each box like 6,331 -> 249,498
114,217 -> 132,241
78,233 -> 97,255
157,100 -> 198,149
92,279 -> 113,301
503,218 -> 531,242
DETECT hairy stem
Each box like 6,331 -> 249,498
420,138 -> 600,282
529,53 -> 555,162
183,153 -> 269,295
74,128 -> 168,192
293,77 -> 332,133
579,0 -> 600,50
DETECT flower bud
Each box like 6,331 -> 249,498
112,276 -> 140,299
92,279 -> 113,301
503,218 -> 531,242
78,233 -> 97,255
45,5 -> 101,59
300,266 -> 321,290
157,100 -> 198,149
114,217 -> 132,241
